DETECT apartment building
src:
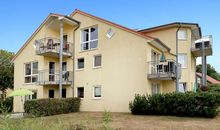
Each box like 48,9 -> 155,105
12,9 -> 212,112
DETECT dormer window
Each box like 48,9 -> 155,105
81,26 -> 98,51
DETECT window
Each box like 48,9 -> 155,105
62,89 -> 66,98
178,54 -> 187,68
93,86 -> 101,99
81,26 -> 98,51
77,87 -> 84,98
151,83 -> 160,94
77,58 -> 84,69
49,90 -> 55,98
25,90 -> 37,101
94,55 -> 102,68
178,29 -> 187,40
178,82 -> 187,92
24,62 -> 38,83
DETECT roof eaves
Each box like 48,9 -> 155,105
70,9 -> 156,41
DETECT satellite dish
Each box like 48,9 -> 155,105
106,28 -> 115,39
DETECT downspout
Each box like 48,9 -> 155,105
72,24 -> 80,97
176,23 -> 181,92
59,20 -> 64,98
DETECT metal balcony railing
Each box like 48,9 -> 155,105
37,69 -> 73,85
147,59 -> 181,80
191,35 -> 213,57
35,37 -> 73,57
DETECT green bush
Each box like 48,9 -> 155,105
24,97 -> 80,117
129,92 -> 220,118
0,97 -> 13,113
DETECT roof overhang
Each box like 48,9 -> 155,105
12,13 -> 80,61
148,38 -> 170,52
139,22 -> 202,40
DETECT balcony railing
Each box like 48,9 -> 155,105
191,35 -> 213,57
147,59 -> 181,80
35,37 -> 73,58
37,69 -> 73,85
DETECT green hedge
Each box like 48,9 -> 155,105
0,97 -> 13,113
129,92 -> 220,118
24,97 -> 80,117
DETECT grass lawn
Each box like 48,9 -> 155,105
1,112 -> 220,130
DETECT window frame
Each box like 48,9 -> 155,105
76,58 -> 85,70
25,90 -> 37,101
178,29 -> 187,40
80,25 -> 98,52
151,83 -> 160,95
93,85 -> 102,99
178,54 -> 187,68
77,87 -> 84,99
24,61 -> 38,84
93,54 -> 102,68
178,82 -> 187,92
48,89 -> 55,98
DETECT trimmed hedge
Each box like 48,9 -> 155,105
24,97 -> 80,117
129,92 -> 220,118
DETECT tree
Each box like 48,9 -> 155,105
196,64 -> 220,81
0,50 -> 14,99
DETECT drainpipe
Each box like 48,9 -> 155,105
59,20 -> 64,98
72,25 -> 80,97
176,23 -> 181,92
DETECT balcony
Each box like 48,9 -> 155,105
37,69 -> 73,85
35,37 -> 73,58
191,35 -> 213,57
147,59 -> 181,80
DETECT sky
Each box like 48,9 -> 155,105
0,0 -> 219,71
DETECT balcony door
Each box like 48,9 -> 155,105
49,62 -> 55,82
151,50 -> 160,74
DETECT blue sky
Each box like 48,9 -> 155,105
0,0 -> 219,71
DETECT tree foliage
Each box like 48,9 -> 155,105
196,64 -> 220,81
0,50 -> 14,98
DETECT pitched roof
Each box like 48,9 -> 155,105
196,72 -> 220,84
12,13 -> 79,61
138,22 -> 202,37
70,9 -> 170,51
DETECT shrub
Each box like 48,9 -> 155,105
129,92 -> 220,118
0,97 -> 13,113
24,97 -> 80,117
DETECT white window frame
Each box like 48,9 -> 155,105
93,54 -> 102,68
25,90 -> 37,101
77,87 -> 84,99
178,54 -> 187,68
80,26 -> 98,51
76,58 -> 84,70
178,82 -> 187,92
24,61 -> 38,84
178,29 -> 187,40
151,83 -> 160,95
93,85 -> 102,99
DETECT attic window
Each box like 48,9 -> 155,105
106,28 -> 115,39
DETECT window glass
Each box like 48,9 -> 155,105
81,26 -> 98,51
94,86 -> 101,98
62,89 -> 66,98
25,63 -> 31,75
77,87 -> 84,98
77,58 -> 84,69
179,83 -> 187,92
90,27 -> 98,40
49,90 -> 55,98
178,30 -> 187,40
151,83 -> 160,94
94,55 -> 102,67
32,62 -> 38,74
178,54 -> 187,68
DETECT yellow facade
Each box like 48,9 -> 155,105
13,10 -> 200,112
